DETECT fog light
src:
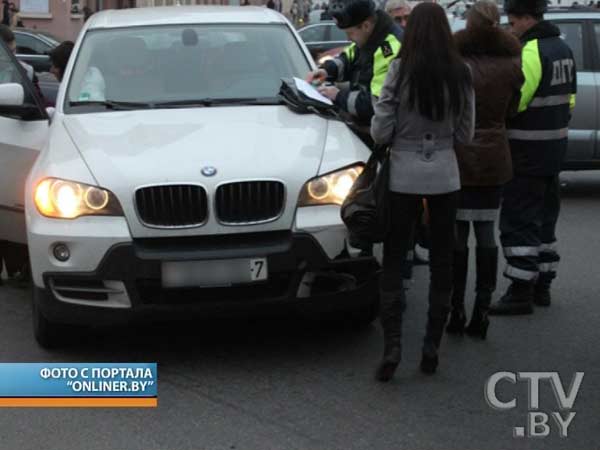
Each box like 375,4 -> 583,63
53,243 -> 70,262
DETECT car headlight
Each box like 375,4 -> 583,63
298,165 -> 364,206
34,178 -> 123,219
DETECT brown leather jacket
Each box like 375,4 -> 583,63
454,26 -> 524,186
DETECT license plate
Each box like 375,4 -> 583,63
161,258 -> 268,288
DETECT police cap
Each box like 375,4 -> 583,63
330,0 -> 376,29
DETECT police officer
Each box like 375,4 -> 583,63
307,0 -> 402,131
490,0 -> 576,315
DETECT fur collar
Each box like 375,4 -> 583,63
455,26 -> 522,58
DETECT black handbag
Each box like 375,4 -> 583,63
341,149 -> 390,246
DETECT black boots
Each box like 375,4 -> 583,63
377,285 -> 450,379
489,281 -> 534,315
534,273 -> 553,306
421,288 -> 451,374
465,247 -> 497,339
376,286 -> 406,382
446,248 -> 468,335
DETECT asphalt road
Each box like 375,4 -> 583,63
0,172 -> 599,450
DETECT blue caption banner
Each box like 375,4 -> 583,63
0,363 -> 157,397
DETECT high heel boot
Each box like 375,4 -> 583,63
446,248 -> 468,335
375,287 -> 406,382
421,288 -> 451,374
466,247 -> 497,339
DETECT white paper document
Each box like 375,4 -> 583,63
293,77 -> 334,106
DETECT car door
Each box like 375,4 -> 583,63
14,32 -> 53,73
551,20 -> 596,168
0,40 -> 48,244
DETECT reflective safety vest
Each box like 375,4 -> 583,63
322,10 -> 402,125
507,20 -> 577,176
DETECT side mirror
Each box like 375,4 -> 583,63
0,83 -> 42,120
0,83 -> 25,106
46,106 -> 55,121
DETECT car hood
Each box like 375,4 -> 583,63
62,106 -> 329,237
63,106 -> 328,186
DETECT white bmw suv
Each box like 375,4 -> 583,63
0,6 -> 379,348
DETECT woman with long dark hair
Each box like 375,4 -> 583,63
371,2 -> 474,381
447,0 -> 523,339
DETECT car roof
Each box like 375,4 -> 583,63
13,28 -> 50,36
86,6 -> 288,29
299,21 -> 335,29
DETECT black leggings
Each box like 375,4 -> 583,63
382,191 -> 458,292
455,220 -> 496,250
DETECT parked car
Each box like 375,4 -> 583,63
298,21 -> 350,61
13,29 -> 59,73
0,7 -> 379,348
453,11 -> 600,170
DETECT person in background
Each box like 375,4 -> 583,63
320,4 -> 332,19
8,3 -> 23,28
385,0 -> 411,29
447,0 -> 523,339
83,5 -> 94,20
370,2 -> 474,382
49,41 -> 74,82
1,0 -> 9,26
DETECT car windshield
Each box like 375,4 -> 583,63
65,23 -> 310,112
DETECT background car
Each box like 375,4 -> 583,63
298,21 -> 350,61
13,28 -> 59,73
453,10 -> 600,170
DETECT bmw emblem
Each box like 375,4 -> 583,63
201,166 -> 217,177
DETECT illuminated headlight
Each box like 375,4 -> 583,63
298,165 -> 364,206
34,178 -> 123,219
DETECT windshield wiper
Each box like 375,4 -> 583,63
153,97 -> 284,108
68,100 -> 154,110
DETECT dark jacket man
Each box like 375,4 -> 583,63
491,0 -> 577,315
508,20 -> 576,176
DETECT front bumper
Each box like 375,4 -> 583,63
36,231 -> 379,325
